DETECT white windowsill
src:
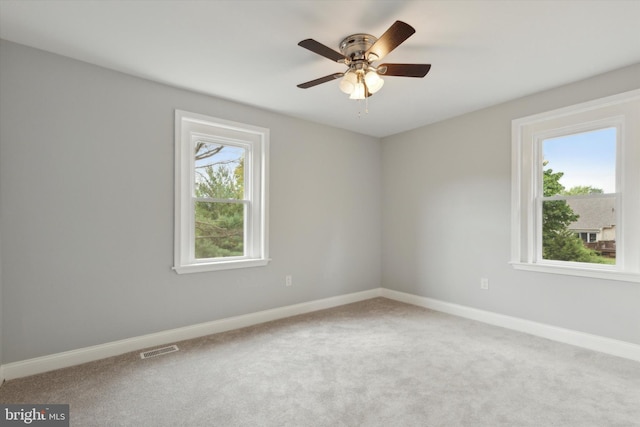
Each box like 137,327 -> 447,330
173,258 -> 270,274
510,262 -> 640,283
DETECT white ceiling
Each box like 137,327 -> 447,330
1,0 -> 639,138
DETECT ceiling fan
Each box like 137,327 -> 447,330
297,21 -> 431,100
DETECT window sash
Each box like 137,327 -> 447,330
533,123 -> 620,269
192,199 -> 248,262
534,194 -> 618,269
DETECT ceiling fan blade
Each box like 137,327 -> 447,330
377,63 -> 431,78
298,39 -> 347,63
366,21 -> 416,61
297,73 -> 344,89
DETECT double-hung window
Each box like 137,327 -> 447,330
174,110 -> 269,273
511,89 -> 640,282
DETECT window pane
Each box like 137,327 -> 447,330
194,141 -> 245,199
195,201 -> 244,259
542,128 -> 616,195
542,199 -> 615,264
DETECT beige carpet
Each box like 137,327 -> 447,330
1,298 -> 639,426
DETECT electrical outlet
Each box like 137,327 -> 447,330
285,275 -> 293,287
480,278 -> 489,290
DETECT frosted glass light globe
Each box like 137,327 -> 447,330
339,72 -> 358,94
365,71 -> 384,94
349,83 -> 366,100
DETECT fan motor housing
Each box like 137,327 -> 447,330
339,33 -> 377,61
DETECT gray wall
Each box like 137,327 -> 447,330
0,40 -> 382,363
1,38 -> 638,366
381,63 -> 640,345
0,229 -> 3,367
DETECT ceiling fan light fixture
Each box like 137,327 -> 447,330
364,70 -> 384,94
297,21 -> 430,105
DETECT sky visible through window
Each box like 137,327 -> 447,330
194,143 -> 245,185
195,143 -> 244,168
543,127 -> 616,193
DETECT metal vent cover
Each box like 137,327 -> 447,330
140,345 -> 179,359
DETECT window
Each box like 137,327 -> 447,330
511,89 -> 640,282
540,128 -> 617,265
576,233 -> 598,244
174,110 -> 269,273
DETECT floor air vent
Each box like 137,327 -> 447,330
140,345 -> 179,359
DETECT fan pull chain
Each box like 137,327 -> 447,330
355,97 -> 370,119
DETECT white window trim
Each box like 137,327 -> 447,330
511,89 -> 640,283
174,110 -> 269,274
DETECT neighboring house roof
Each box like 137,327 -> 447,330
567,197 -> 616,231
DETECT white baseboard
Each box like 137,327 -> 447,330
2,287 -> 637,383
381,288 -> 640,362
0,288 -> 383,381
